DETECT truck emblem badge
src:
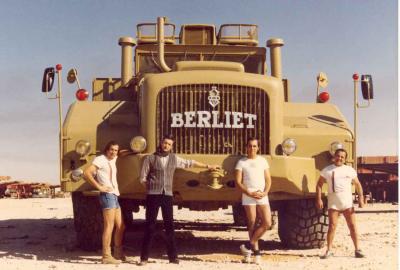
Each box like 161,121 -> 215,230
208,86 -> 220,108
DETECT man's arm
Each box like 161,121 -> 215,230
176,156 -> 219,170
118,149 -> 130,157
353,176 -> 365,208
139,157 -> 151,187
83,165 -> 112,192
192,160 -> 220,170
315,176 -> 325,209
260,168 -> 272,197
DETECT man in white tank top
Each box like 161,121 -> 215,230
316,148 -> 365,259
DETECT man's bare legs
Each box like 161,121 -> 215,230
101,209 -> 122,263
326,209 -> 340,253
103,209 -> 116,251
243,204 -> 272,250
244,205 -> 257,241
251,205 -> 271,250
322,207 -> 364,258
113,208 -> 126,261
113,208 -> 125,247
342,208 -> 361,251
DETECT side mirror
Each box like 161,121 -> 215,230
42,67 -> 55,92
361,75 -> 373,100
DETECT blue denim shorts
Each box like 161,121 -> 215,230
99,192 -> 120,210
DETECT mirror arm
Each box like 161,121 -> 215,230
45,89 -> 58,100
73,69 -> 82,89
357,99 -> 371,109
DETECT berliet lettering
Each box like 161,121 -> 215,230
170,111 -> 257,129
170,85 -> 257,129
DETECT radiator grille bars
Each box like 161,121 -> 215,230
157,84 -> 269,155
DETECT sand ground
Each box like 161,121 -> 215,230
0,198 -> 397,270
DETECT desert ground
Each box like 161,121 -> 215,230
0,198 -> 397,270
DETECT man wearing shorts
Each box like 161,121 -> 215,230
316,148 -> 365,259
84,141 -> 126,264
235,137 -> 272,264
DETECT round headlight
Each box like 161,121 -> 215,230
130,136 -> 147,153
329,141 -> 344,156
282,138 -> 297,155
75,140 -> 91,156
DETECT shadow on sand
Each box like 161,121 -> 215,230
0,218 -> 287,264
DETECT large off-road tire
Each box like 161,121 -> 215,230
72,192 -> 103,251
232,203 -> 247,226
278,199 -> 328,249
232,203 -> 277,230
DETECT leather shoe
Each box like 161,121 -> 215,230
169,259 -> 180,264
138,260 -> 148,266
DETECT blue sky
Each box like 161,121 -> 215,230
0,0 -> 397,183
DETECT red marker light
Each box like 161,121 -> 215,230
76,89 -> 89,101
352,73 -> 359,80
56,64 -> 62,71
318,91 -> 330,103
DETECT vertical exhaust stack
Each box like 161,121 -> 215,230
267,38 -> 284,79
118,37 -> 136,87
157,17 -> 172,72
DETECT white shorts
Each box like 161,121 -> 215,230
328,192 -> 353,211
242,193 -> 269,206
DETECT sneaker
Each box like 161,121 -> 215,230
254,255 -> 261,265
241,254 -> 252,263
320,250 -> 334,259
355,250 -> 365,258
137,260 -> 148,266
240,243 -> 253,256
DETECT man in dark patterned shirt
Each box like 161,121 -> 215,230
138,134 -> 219,265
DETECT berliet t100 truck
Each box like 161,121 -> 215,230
42,17 -> 373,251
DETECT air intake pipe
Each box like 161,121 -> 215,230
266,38 -> 284,79
118,37 -> 136,87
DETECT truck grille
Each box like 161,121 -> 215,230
157,84 -> 269,155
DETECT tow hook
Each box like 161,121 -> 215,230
207,169 -> 226,190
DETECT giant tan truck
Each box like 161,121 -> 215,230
42,17 -> 373,251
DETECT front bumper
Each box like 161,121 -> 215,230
62,154 -> 319,202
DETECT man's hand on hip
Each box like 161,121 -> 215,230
98,185 -> 113,193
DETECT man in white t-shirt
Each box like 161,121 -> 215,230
235,137 -> 272,264
84,141 -> 126,264
316,148 -> 365,259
